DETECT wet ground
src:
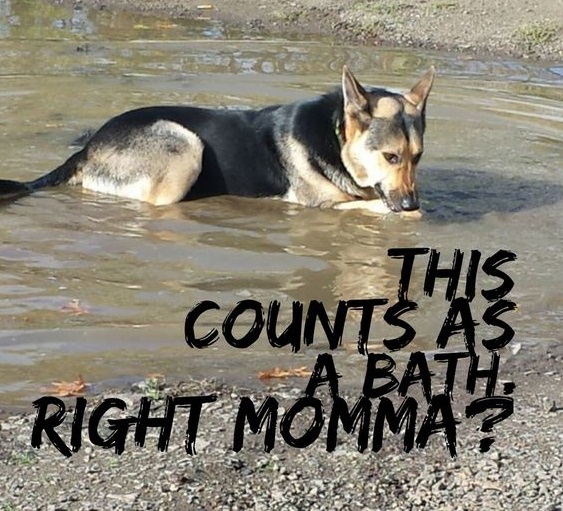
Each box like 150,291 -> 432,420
0,0 -> 562,406
50,0 -> 563,60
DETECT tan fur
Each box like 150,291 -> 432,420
281,135 -> 355,207
334,198 -> 390,214
403,100 -> 419,116
82,121 -> 203,206
373,97 -> 402,118
147,149 -> 202,206
405,68 -> 435,109
341,131 -> 379,187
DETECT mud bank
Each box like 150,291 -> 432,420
51,0 -> 562,60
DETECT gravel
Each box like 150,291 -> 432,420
1,343 -> 561,510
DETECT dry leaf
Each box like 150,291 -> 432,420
258,366 -> 310,380
48,375 -> 90,397
61,299 -> 89,315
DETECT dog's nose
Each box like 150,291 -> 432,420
400,195 -> 419,211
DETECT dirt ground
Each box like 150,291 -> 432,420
56,0 -> 563,59
1,341 -> 562,510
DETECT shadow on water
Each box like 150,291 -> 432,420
421,166 -> 563,222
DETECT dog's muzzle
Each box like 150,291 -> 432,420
374,185 -> 420,212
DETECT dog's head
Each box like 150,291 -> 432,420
339,66 -> 434,212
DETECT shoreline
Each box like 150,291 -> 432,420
51,0 -> 563,61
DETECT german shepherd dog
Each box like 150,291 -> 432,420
0,67 -> 434,214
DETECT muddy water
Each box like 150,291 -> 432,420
0,0 -> 562,405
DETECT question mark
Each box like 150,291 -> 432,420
465,396 -> 513,452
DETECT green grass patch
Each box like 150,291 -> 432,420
515,21 -> 560,50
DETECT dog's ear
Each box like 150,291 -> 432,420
342,66 -> 370,118
405,67 -> 435,110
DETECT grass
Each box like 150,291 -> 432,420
272,7 -> 305,24
432,1 -> 458,11
515,21 -> 560,51
343,1 -> 408,38
356,18 -> 388,38
108,457 -> 120,469
144,375 -> 164,400
9,451 -> 35,466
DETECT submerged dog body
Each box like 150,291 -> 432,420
0,67 -> 434,212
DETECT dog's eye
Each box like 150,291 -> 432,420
383,152 -> 399,164
412,152 -> 423,165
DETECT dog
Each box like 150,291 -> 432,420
0,67 -> 434,214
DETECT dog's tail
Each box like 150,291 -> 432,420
0,149 -> 86,202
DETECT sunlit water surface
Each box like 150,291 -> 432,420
0,0 -> 561,405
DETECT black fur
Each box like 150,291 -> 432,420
0,90 -> 352,202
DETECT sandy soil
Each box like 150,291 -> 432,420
54,0 -> 563,59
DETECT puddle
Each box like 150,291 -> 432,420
0,0 -> 562,405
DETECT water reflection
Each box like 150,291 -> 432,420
0,0 -> 561,405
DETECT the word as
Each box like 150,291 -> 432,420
185,249 -> 516,355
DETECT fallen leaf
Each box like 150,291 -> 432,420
61,299 -> 89,315
258,366 -> 310,380
48,375 -> 90,397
